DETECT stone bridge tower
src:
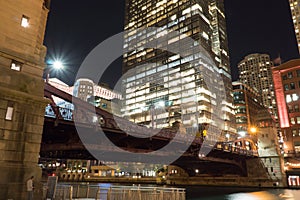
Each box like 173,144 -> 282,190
0,0 -> 50,198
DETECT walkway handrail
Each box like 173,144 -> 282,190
48,183 -> 186,200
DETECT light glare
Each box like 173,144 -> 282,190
250,127 -> 257,133
53,61 -> 63,69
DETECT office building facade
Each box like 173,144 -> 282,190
289,0 -> 300,53
272,59 -> 300,155
271,59 -> 300,185
232,81 -> 269,137
122,0 -> 236,141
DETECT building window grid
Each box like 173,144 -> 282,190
123,0 -> 231,130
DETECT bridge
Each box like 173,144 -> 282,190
41,82 -> 260,177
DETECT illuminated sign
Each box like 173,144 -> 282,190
272,69 -> 289,128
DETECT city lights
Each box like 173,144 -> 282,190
250,127 -> 257,134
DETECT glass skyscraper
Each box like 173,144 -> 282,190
289,0 -> 300,54
121,0 -> 236,141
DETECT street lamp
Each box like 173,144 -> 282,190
250,127 -> 257,134
45,60 -> 64,83
53,61 -> 63,69
248,126 -> 259,144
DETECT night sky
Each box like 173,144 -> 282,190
44,0 -> 300,87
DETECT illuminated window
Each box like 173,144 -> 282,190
5,102 -> 14,121
294,141 -> 300,153
293,129 -> 297,137
291,117 -> 296,125
21,15 -> 29,27
293,93 -> 299,101
10,60 -> 22,71
297,117 -> 300,124
286,94 -> 292,103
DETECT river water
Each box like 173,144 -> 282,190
185,186 -> 300,200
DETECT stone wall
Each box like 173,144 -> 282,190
0,0 -> 50,198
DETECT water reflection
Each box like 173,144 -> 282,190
216,190 -> 300,200
227,191 -> 279,200
187,187 -> 300,200
274,189 -> 300,200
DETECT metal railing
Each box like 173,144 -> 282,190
46,184 -> 186,200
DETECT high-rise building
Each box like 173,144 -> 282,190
0,0 -> 50,198
272,59 -> 300,155
272,59 -> 300,185
232,81 -> 268,137
73,78 -> 95,101
289,0 -> 300,54
233,82 -> 285,184
238,53 -> 277,120
122,0 -> 236,141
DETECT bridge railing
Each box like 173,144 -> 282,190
50,184 -> 186,200
45,104 -> 73,121
215,142 -> 258,157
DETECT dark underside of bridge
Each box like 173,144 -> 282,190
41,119 -> 250,176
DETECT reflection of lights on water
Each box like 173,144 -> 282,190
227,193 -> 259,200
227,192 -> 279,200
226,190 -> 300,200
279,189 -> 300,199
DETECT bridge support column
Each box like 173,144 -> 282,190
0,89 -> 48,199
246,158 -> 286,187
0,0 -> 50,198
246,158 -> 269,178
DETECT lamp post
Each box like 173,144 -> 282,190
45,60 -> 64,83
